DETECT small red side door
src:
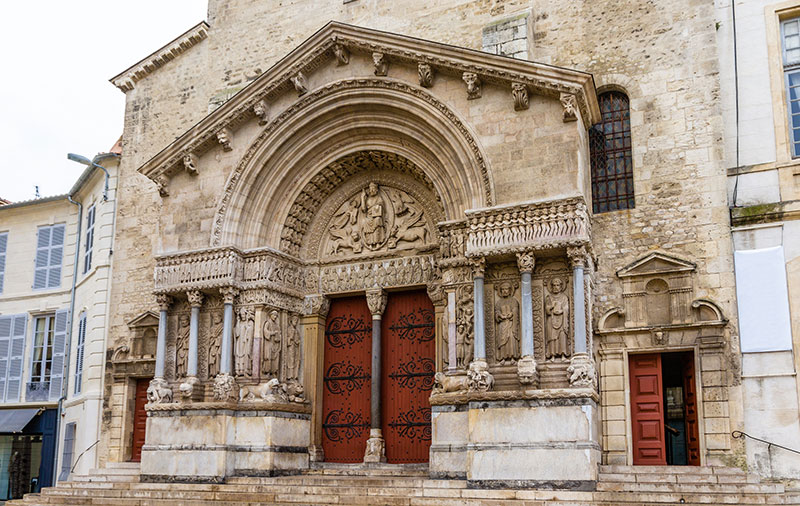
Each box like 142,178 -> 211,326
682,352 -> 701,466
629,353 -> 666,465
130,378 -> 150,462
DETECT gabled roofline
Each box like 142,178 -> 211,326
616,251 -> 697,278
138,21 -> 600,182
110,21 -> 209,92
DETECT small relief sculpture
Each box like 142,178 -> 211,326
466,360 -> 494,392
146,378 -> 173,404
328,198 -> 362,255
512,82 -> 529,111
155,175 -> 169,197
291,72 -> 308,95
207,311 -> 223,378
545,277 -> 570,360
432,372 -> 468,394
216,128 -> 233,151
462,72 -> 481,100
494,281 -> 520,364
183,153 -> 198,176
567,353 -> 597,389
418,62 -> 434,87
560,92 -> 578,122
361,182 -> 387,249
234,306 -> 254,377
333,43 -> 349,65
372,52 -> 388,76
253,100 -> 269,125
285,313 -> 301,381
175,314 -> 190,378
455,286 -> 474,368
262,309 -> 282,378
239,378 -> 291,403
213,373 -> 237,402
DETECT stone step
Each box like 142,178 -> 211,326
599,464 -> 748,476
596,481 -> 784,494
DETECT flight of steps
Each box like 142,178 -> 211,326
7,463 -> 798,505
71,462 -> 141,483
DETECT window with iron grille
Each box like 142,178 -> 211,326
782,18 -> 800,157
590,91 -> 634,213
83,205 -> 95,274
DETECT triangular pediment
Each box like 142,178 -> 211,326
127,311 -> 160,328
617,252 -> 696,278
137,21 -> 599,184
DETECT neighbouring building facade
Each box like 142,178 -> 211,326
93,0 -> 784,490
0,148 -> 119,499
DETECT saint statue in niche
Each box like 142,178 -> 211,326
494,281 -> 520,364
262,309 -> 282,378
234,306 -> 254,376
360,182 -> 387,249
545,277 -> 570,360
285,313 -> 301,381
456,286 -> 474,368
207,311 -> 223,378
175,314 -> 190,378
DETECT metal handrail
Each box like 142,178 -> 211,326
732,430 -> 800,456
71,440 -> 99,473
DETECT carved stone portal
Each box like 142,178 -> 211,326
322,183 -> 431,257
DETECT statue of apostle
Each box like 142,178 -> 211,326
285,313 -> 301,381
494,281 -> 520,364
545,277 -> 570,360
262,309 -> 282,378
234,307 -> 254,376
175,314 -> 190,378
207,311 -> 223,378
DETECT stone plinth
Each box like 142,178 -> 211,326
430,389 -> 600,489
140,402 -> 311,482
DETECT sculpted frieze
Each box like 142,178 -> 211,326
319,254 -> 436,293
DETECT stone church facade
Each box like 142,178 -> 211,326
99,0 -> 742,489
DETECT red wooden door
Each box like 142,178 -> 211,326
130,378 -> 150,462
629,353 -> 666,465
382,290 -> 435,463
322,296 -> 372,463
682,352 -> 701,466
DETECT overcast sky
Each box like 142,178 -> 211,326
0,1 -> 208,202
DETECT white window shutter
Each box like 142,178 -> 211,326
7,314 -> 27,402
83,206 -> 94,274
34,227 -> 50,289
59,422 -> 76,481
49,309 -> 69,401
0,232 -> 7,293
74,314 -> 86,395
0,316 -> 11,402
48,224 -> 65,288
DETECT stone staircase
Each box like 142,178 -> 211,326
7,463 -> 798,505
71,462 -> 141,483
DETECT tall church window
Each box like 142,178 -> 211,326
590,91 -> 634,213
782,18 -> 800,157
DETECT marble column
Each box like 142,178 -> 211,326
567,246 -> 596,389
364,288 -> 387,463
516,252 -> 538,386
302,295 -> 330,462
213,287 -> 239,401
468,257 -> 493,391
180,291 -> 204,400
447,290 -> 458,374
147,295 -> 173,404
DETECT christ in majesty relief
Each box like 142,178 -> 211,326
360,182 -> 386,249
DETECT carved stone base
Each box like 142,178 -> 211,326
179,376 -> 201,403
309,445 -> 324,462
467,359 -> 494,392
363,428 -> 387,463
567,353 -> 597,390
517,355 -> 539,387
146,377 -> 173,404
213,373 -> 237,402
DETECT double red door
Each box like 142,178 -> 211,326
321,291 -> 434,463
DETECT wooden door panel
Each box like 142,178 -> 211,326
130,378 -> 150,462
382,290 -> 435,464
322,297 -> 372,463
629,353 -> 666,466
682,352 -> 701,466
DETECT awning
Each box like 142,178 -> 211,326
0,408 -> 41,433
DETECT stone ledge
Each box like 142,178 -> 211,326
146,400 -> 311,416
142,444 -> 308,453
430,387 -> 598,406
468,479 -> 596,491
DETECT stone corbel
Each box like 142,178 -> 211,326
303,294 -> 330,317
291,72 -> 308,96
373,52 -> 389,76
333,43 -> 349,65
426,282 -> 446,306
418,62 -> 434,88
462,72 -> 481,100
253,100 -> 269,126
512,82 -> 529,111
155,175 -> 169,197
560,92 -> 578,122
216,128 -> 233,152
183,153 -> 198,176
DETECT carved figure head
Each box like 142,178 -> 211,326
290,313 -> 299,326
212,312 -> 223,325
367,182 -> 379,196
179,314 -> 190,328
269,309 -> 279,321
549,277 -> 565,294
498,281 -> 513,298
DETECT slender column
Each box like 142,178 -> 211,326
566,246 -> 596,389
426,283 -> 447,372
219,288 -> 238,375
571,262 -> 586,355
447,290 -> 457,374
186,291 -> 204,379
147,295 -> 173,404
364,288 -> 387,463
471,257 -> 486,361
516,253 -> 538,386
302,295 -> 330,462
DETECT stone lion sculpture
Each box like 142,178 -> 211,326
432,372 -> 469,394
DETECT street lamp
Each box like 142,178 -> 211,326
67,153 -> 109,201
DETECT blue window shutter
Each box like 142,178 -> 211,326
7,314 -> 27,402
49,309 -> 69,401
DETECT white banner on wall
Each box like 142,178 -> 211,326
734,246 -> 793,353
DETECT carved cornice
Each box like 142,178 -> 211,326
110,22 -> 209,92
429,387 -> 599,406
138,21 -> 598,195
465,197 -> 591,257
144,400 -> 311,414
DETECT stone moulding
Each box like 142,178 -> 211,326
429,387 -> 598,406
464,197 -> 591,257
136,21 -> 599,199
144,400 -> 312,414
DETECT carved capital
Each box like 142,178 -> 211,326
418,62 -> 434,87
426,282 -> 446,306
365,288 -> 387,317
291,72 -> 308,95
155,175 -> 169,197
560,92 -> 578,122
187,290 -> 204,308
512,82 -> 529,111
303,295 -> 330,317
372,52 -> 388,76
462,72 -> 481,100
253,100 -> 269,126
216,128 -> 233,152
155,294 -> 173,311
183,152 -> 198,176
469,256 -> 486,278
567,246 -> 589,269
516,252 -> 535,274
219,286 -> 240,305
333,43 -> 349,65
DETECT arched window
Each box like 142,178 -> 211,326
590,91 -> 634,213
